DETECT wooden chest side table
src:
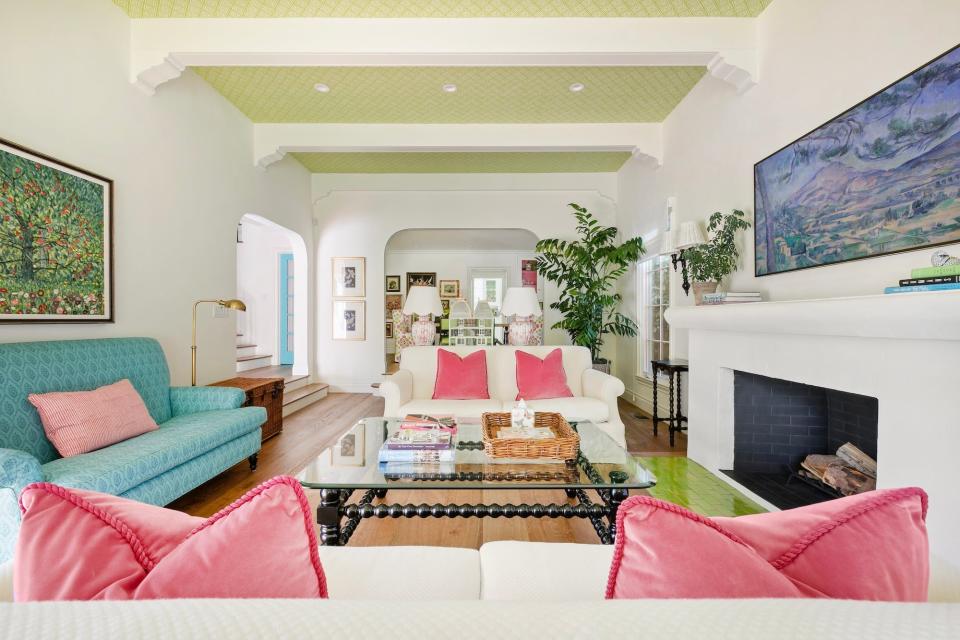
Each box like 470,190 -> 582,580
210,376 -> 285,441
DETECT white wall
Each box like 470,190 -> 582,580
615,0 -> 960,402
313,173 -> 618,390
0,0 -> 314,385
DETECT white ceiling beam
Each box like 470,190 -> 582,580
253,123 -> 662,170
130,17 -> 757,94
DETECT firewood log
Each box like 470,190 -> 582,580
836,443 -> 877,478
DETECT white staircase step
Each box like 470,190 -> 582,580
236,354 -> 272,372
236,344 -> 258,357
282,383 -> 329,417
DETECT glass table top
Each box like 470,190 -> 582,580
297,418 -> 656,490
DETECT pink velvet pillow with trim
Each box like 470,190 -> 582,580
15,476 -> 327,601
515,348 -> 574,400
28,379 -> 158,457
606,488 -> 928,601
432,349 -> 489,400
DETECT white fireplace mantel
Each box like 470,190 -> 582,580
664,290 -> 960,601
665,290 -> 960,342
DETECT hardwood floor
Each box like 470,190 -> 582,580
170,393 -> 686,547
168,393 -> 383,516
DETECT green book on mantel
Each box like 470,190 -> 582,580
910,264 -> 960,278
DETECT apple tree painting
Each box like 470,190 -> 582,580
0,140 -> 112,321
755,45 -> 960,275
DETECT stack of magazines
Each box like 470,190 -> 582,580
701,292 -> 763,305
884,264 -> 960,294
378,414 -> 457,463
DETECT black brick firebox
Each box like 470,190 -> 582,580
721,371 -> 878,509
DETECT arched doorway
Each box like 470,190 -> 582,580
382,228 -> 540,371
236,214 -> 310,377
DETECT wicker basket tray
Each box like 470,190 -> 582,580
481,412 -> 580,460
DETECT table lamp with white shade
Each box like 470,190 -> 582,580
403,286 -> 443,345
501,286 -> 542,346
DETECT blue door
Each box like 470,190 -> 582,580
279,253 -> 294,365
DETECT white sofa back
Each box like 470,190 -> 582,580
400,345 -> 593,400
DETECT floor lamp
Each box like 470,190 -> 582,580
192,298 -> 246,386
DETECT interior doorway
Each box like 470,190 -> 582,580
278,252 -> 294,365
236,214 -> 309,376
382,228 -> 540,371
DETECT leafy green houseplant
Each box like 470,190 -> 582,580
683,210 -> 752,304
535,203 -> 645,368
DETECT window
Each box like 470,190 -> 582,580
469,268 -> 507,315
638,255 -> 671,378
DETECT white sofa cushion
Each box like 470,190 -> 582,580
525,397 -> 610,423
480,541 -> 613,601
3,598 -> 957,638
0,560 -> 11,602
397,346 -> 591,401
318,546 -> 480,601
398,399 -> 504,418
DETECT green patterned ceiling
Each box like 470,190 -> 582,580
193,66 -> 705,123
115,1 -> 773,18
291,151 -> 632,173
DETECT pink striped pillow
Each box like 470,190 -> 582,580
28,379 -> 159,457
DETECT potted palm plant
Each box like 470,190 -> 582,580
683,210 -> 752,305
535,203 -> 645,372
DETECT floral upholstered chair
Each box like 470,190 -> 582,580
528,317 -> 545,345
391,310 -> 415,363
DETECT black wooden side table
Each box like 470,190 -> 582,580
651,359 -> 689,447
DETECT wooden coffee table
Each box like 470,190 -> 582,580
297,418 -> 655,546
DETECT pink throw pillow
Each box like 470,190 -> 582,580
606,488 -> 928,601
28,379 -> 159,457
515,348 -> 574,400
15,476 -> 327,601
432,349 -> 489,400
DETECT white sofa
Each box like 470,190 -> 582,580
381,345 -> 627,446
2,544 -> 957,638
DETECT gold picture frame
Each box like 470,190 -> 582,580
439,279 -> 460,298
333,257 -> 365,298
333,300 -> 365,341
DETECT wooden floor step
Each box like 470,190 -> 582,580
283,383 -> 329,406
237,354 -> 272,363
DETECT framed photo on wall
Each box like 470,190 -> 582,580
385,294 -> 402,313
754,44 -> 960,276
406,271 -> 436,289
385,274 -> 401,293
0,138 -> 113,322
385,320 -> 394,338
440,299 -> 450,316
333,257 -> 365,297
333,300 -> 365,340
521,259 -> 538,291
439,279 -> 460,298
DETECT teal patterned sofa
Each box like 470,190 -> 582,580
0,338 -> 265,562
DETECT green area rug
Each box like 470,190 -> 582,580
637,457 -> 766,517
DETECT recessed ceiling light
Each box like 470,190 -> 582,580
569,82 -> 585,93
314,83 -> 330,93
442,83 -> 458,93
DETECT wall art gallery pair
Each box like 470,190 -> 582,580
0,138 -> 112,322
332,257 -> 365,341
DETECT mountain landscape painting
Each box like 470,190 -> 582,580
755,45 -> 960,276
